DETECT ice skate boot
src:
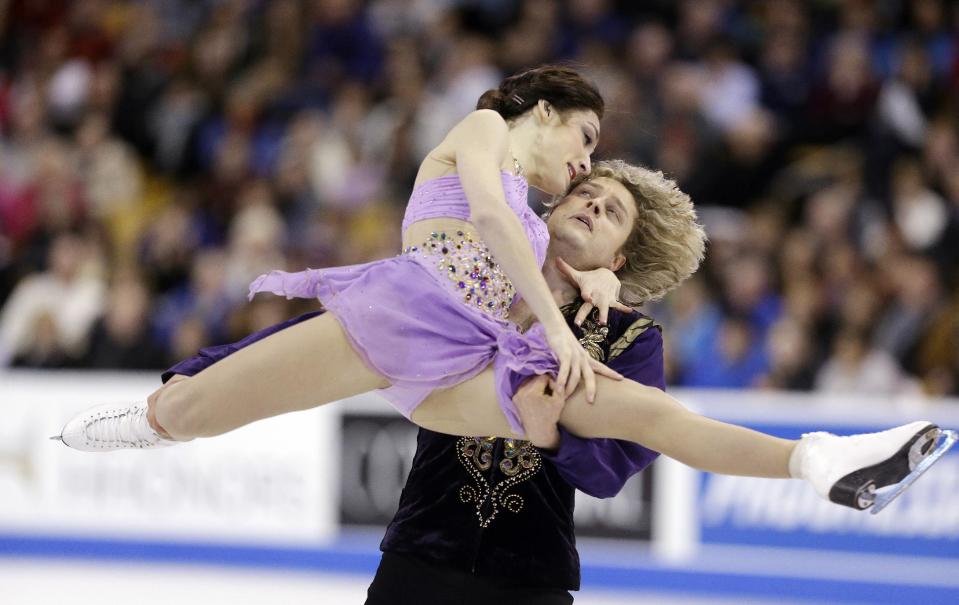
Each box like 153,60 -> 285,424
790,421 -> 956,514
52,401 -> 176,452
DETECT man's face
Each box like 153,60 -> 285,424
547,176 -> 638,271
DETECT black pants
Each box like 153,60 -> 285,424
365,552 -> 574,605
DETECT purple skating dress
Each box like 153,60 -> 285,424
248,171 -> 554,434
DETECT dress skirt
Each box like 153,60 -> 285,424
248,237 -> 557,435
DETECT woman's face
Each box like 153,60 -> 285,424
528,105 -> 600,195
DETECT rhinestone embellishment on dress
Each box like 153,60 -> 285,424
404,230 -> 515,318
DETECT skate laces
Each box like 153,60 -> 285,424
85,403 -> 157,446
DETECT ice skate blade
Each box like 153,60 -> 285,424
867,429 -> 957,515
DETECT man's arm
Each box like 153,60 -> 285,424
160,311 -> 324,382
538,320 -> 665,498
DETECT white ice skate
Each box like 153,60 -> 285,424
51,401 -> 175,452
791,421 -> 956,513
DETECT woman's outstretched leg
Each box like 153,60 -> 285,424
60,313 -> 389,447
413,370 -> 945,510
557,375 -> 793,477
155,313 -> 389,439
414,369 -> 792,477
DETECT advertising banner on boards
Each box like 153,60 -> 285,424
0,371 -> 338,545
675,389 -> 959,564
698,421 -> 959,558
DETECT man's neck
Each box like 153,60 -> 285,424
542,251 -> 580,307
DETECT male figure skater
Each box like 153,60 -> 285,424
160,163 -> 691,604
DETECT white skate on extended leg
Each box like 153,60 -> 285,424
790,421 -> 956,513
52,401 -> 176,451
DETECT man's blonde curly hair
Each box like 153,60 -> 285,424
543,159 -> 707,307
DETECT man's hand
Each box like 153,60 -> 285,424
513,374 -> 565,450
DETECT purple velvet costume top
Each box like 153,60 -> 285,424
249,171 -> 554,434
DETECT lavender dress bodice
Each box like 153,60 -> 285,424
402,171 -> 549,268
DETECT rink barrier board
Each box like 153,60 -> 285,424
2,373 -> 959,602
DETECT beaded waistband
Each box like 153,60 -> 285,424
403,230 -> 515,318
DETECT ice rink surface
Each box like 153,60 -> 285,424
0,558 -> 801,605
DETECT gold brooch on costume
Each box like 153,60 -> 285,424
577,311 -> 608,362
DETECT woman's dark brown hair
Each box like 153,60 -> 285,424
476,65 -> 604,121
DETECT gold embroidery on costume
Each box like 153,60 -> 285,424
608,317 -> 658,362
457,436 -> 542,527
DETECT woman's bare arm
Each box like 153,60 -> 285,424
446,110 -> 567,334
441,111 -> 621,399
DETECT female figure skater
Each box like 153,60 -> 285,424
58,67 -> 951,512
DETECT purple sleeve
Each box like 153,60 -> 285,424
540,323 -> 664,498
160,311 -> 325,383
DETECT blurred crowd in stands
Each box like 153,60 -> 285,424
1,0 -> 959,399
